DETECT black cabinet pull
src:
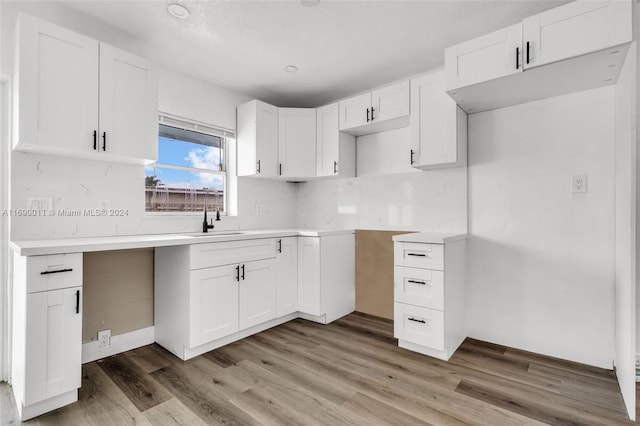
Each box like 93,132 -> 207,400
410,149 -> 415,165
256,160 -> 261,174
235,265 -> 240,282
407,253 -> 426,257
516,46 -> 520,69
75,290 -> 80,314
526,41 -> 530,64
366,108 -> 370,122
40,268 -> 73,275
371,107 -> 375,121
277,239 -> 282,253
333,161 -> 338,174
408,317 -> 426,324
93,130 -> 97,150
241,264 -> 245,280
102,131 -> 107,151
408,280 -> 426,285
279,163 -> 283,176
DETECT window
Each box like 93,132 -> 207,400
145,115 -> 233,213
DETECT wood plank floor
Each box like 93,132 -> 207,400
1,313 -> 636,425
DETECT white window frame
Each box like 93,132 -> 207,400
146,113 -> 233,216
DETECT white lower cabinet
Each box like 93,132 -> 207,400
393,235 -> 466,361
276,237 -> 298,317
12,253 -> 83,421
239,259 -> 277,329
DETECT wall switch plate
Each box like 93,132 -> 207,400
255,203 -> 263,216
97,329 -> 111,349
572,175 -> 587,193
98,199 -> 112,210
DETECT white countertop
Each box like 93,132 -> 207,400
392,232 -> 467,244
10,229 -> 355,256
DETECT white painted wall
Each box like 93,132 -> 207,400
614,42 -> 636,421
467,87 -> 616,369
297,128 -> 467,232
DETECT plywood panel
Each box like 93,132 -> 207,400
355,230 -> 411,319
83,248 -> 154,342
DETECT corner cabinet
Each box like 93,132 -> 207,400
11,253 -> 83,421
316,103 -> 355,178
393,235 -> 466,361
410,71 -> 467,170
298,233 -> 355,324
278,108 -> 316,180
13,14 -> 158,164
237,100 -> 279,177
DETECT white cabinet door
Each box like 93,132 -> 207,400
99,44 -> 157,162
339,92 -> 371,130
278,108 -> 316,178
237,100 -> 279,177
24,287 -> 81,406
15,14 -> 99,154
523,0 -> 632,69
189,265 -> 238,347
276,237 -> 298,317
239,259 -> 277,329
410,71 -> 467,169
371,81 -> 410,123
316,103 -> 355,178
297,237 -> 321,316
445,23 -> 522,90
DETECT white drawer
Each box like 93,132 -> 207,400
394,266 -> 444,311
26,253 -> 83,293
394,242 -> 444,270
394,303 -> 444,351
190,238 -> 276,270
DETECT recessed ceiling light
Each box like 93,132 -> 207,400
284,65 -> 299,73
300,0 -> 320,7
167,3 -> 190,19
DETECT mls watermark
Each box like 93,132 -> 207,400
2,209 -> 129,217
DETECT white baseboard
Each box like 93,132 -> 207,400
82,326 -> 155,364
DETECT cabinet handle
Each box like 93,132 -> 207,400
241,264 -> 245,280
333,161 -> 338,174
407,253 -> 426,257
93,130 -> 97,150
526,41 -> 530,64
279,163 -> 283,176
40,268 -> 73,275
516,47 -> 520,70
277,239 -> 282,253
102,131 -> 107,151
235,265 -> 240,282
408,280 -> 426,285
371,107 -> 375,121
75,290 -> 80,314
410,149 -> 415,165
408,317 -> 426,324
366,108 -> 370,122
256,160 -> 261,174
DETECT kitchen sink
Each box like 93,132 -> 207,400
183,232 -> 244,237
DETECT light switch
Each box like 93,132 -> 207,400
572,175 -> 587,193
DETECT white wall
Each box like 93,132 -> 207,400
2,2 -> 298,240
467,87 -> 616,368
297,128 -> 467,232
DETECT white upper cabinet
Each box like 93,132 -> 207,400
237,100 -> 279,177
14,14 -> 158,164
522,0 -> 632,69
445,23 -> 522,91
339,81 -> 410,136
316,103 -> 355,178
278,108 -> 316,179
410,71 -> 467,170
445,0 -> 632,113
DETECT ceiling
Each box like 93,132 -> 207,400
16,0 -> 571,107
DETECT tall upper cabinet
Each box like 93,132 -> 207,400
445,0 -> 632,113
316,103 -> 355,178
237,100 -> 279,177
13,14 -> 158,164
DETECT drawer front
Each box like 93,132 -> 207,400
26,253 -> 83,293
190,238 -> 276,270
394,303 -> 444,351
394,266 -> 444,311
394,242 -> 444,270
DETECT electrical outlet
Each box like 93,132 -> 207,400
27,197 -> 53,210
255,203 -> 263,216
97,329 -> 111,349
98,199 -> 112,210
571,175 -> 587,193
